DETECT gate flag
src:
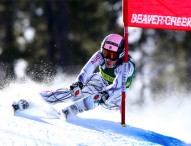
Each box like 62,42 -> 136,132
125,0 -> 191,31
122,0 -> 191,126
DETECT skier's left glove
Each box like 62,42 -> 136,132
70,82 -> 83,97
12,99 -> 29,111
98,91 -> 109,104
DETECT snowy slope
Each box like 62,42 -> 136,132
0,78 -> 191,146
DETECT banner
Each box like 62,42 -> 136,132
125,0 -> 191,31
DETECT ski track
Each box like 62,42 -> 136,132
0,113 -> 160,146
0,106 -> 190,146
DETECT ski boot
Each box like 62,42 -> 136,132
60,104 -> 84,119
12,99 -> 29,112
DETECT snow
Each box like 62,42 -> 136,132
0,77 -> 190,146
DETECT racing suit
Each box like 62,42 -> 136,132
59,50 -> 135,118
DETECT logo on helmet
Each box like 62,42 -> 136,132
109,46 -> 112,49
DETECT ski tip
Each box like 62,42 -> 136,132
57,109 -> 68,120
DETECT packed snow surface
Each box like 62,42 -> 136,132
0,75 -> 190,146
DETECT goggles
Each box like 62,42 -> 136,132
102,49 -> 119,61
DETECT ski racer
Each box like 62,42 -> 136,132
12,33 -> 136,119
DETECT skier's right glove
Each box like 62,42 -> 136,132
12,99 -> 29,111
70,82 -> 83,97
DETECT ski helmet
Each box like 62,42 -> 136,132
101,34 -> 125,60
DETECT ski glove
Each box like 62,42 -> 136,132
100,91 -> 109,103
70,82 -> 83,96
93,91 -> 109,104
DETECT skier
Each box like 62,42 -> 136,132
12,33 -> 136,119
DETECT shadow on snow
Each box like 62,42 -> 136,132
67,117 -> 190,146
